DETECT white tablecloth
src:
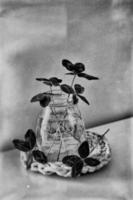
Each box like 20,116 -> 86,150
0,118 -> 132,200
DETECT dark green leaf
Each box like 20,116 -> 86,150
32,150 -> 47,164
43,80 -> 52,87
72,160 -> 83,177
12,139 -> 31,152
65,72 -> 75,75
60,84 -> 74,94
36,78 -> 49,81
72,94 -> 79,104
36,78 -> 52,86
62,59 -> 74,71
31,93 -> 47,102
78,95 -> 90,105
36,77 -> 62,87
73,63 -> 85,73
12,129 -> 36,152
25,129 -> 36,150
77,73 -> 99,80
84,157 -> 100,166
74,84 -> 84,94
78,141 -> 90,158
62,155 -> 83,177
39,95 -> 51,107
49,77 -> 62,86
62,155 -> 81,167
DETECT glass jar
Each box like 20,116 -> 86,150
36,90 -> 86,162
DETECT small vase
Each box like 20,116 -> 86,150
36,90 -> 86,162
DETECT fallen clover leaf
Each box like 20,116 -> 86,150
62,155 -> 83,177
25,129 -> 36,150
84,157 -> 100,166
62,140 -> 101,177
72,160 -> 83,177
12,140 -> 31,152
12,129 -> 36,152
62,155 -> 81,166
32,150 -> 47,164
78,140 -> 90,158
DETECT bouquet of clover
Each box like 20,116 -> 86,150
12,59 -> 110,177
31,59 -> 99,107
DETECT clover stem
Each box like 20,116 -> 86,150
49,86 -> 59,120
102,128 -> 110,138
50,86 -> 56,115
57,140 -> 62,161
71,73 -> 76,87
66,74 -> 76,104
89,129 -> 110,155
47,139 -> 55,155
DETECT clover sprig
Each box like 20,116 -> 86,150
62,141 -> 100,177
30,59 -> 99,107
12,129 -> 48,169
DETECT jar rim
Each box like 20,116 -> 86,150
46,89 -> 65,96
46,89 -> 73,107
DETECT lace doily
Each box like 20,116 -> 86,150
20,130 -> 111,177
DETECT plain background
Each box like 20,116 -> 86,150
0,0 -> 133,150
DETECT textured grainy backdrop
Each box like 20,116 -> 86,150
0,0 -> 133,150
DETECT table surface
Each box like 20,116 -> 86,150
0,118 -> 132,200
